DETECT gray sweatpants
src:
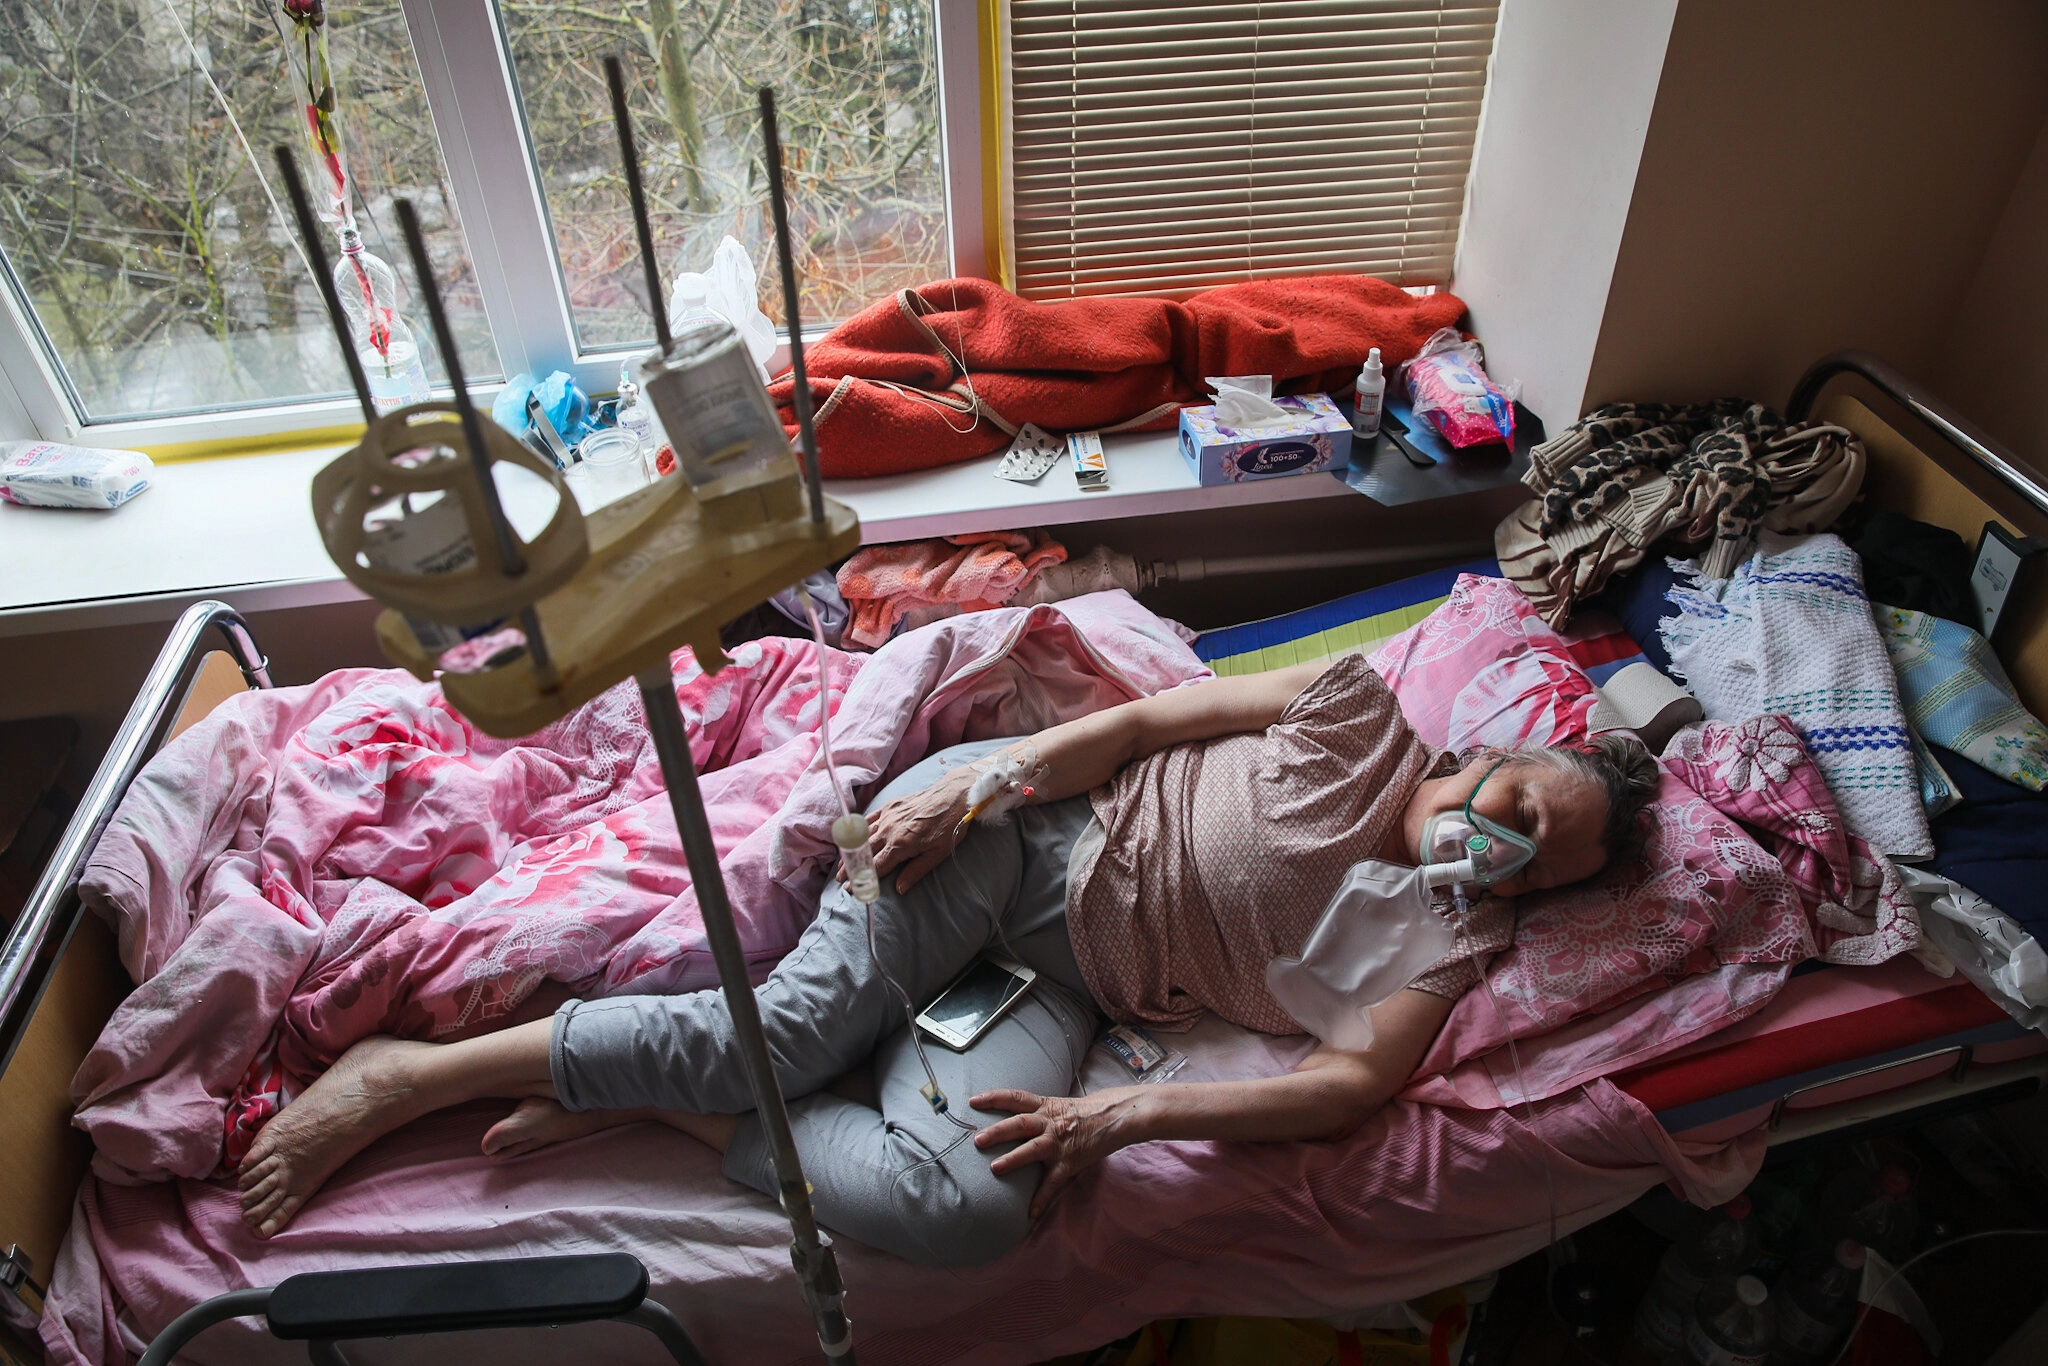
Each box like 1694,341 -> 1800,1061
549,740 -> 1101,1266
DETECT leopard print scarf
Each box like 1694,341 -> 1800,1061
1534,399 -> 1782,542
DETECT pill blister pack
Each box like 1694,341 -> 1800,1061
994,423 -> 1065,483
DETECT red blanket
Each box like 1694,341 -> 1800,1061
769,275 -> 1467,477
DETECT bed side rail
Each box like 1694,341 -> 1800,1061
1786,348 -> 2048,524
0,600 -> 271,1068
135,1255 -> 708,1366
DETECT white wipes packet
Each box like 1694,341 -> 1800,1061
0,441 -> 153,509
1204,374 -> 1292,428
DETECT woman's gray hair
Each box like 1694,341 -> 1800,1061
1458,733 -> 1660,859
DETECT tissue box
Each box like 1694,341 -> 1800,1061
1177,392 -> 1352,486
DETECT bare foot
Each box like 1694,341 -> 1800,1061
237,1035 -> 436,1238
482,1097 -> 644,1160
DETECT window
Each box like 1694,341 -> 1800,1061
1003,0 -> 1500,300
0,0 -> 493,424
0,0 -> 1497,445
499,0 -> 949,352
0,0 -> 973,446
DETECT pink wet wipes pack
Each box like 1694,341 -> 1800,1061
1400,327 -> 1514,449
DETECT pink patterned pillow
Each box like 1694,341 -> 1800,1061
1375,585 -> 1915,1082
1429,768 -> 1813,1062
1368,573 -> 1598,751
1416,717 -> 1920,1087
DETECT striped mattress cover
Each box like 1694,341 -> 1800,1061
1192,562 -> 2045,1137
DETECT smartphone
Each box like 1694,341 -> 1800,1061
915,955 -> 1037,1051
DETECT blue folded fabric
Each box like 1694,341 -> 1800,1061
1877,605 -> 2048,791
1928,743 -> 2048,941
1592,556 -> 1682,681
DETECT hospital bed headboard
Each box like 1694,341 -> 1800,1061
1790,348 -> 2048,718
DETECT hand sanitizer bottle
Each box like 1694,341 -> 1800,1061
1352,347 -> 1385,439
615,363 -> 671,478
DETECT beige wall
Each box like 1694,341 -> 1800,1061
1582,0 -> 2048,414
1932,117 -> 2048,480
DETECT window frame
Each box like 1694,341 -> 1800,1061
0,0 -> 986,451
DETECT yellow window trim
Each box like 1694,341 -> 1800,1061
138,423 -> 365,465
978,0 -> 1010,291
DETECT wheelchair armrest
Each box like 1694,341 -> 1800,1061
265,1253 -> 648,1341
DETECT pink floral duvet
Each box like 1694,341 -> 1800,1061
70,592 -> 1206,1183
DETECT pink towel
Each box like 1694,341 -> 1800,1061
839,530 -> 1068,648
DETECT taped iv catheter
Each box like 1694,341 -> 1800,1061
284,59 -> 864,1362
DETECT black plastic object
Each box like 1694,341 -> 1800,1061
265,1253 -> 648,1341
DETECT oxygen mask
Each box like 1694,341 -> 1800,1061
1419,759 -> 1537,892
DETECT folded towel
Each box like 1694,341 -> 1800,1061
838,530 -> 1069,648
1663,532 -> 1933,859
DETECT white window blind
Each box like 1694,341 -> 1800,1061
1004,0 -> 1500,300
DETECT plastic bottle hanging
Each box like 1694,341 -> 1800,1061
334,229 -> 432,414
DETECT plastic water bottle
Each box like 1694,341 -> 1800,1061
1681,1275 -> 1776,1366
1741,1158 -> 1822,1279
1819,1165 -> 1918,1265
1633,1196 -> 1761,1357
1771,1240 -> 1865,1365
1352,347 -> 1385,439
333,229 -> 433,414
667,275 -> 726,332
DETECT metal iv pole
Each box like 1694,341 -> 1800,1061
605,59 -> 857,1361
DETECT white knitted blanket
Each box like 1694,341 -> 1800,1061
1662,532 -> 1933,858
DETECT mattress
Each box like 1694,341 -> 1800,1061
1195,560 -> 1489,675
1617,959 -> 2045,1140
1194,557 -> 1649,686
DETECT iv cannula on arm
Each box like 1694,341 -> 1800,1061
866,660 -> 1337,892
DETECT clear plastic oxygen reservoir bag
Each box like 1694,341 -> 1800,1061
1264,859 -> 1456,1052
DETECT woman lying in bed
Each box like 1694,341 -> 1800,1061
236,653 -> 1656,1263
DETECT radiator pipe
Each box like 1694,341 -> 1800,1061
1147,540 -> 1492,586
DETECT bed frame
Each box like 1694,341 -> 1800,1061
3,350 -> 2046,1360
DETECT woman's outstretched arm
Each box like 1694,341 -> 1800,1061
867,658 -> 1330,890
970,988 -> 1454,1217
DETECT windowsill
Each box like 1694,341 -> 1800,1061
1,429 -> 1352,636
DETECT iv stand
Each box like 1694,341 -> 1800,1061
274,56 -> 858,1359
606,61 -> 852,1357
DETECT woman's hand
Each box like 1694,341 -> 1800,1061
972,1087 -> 1146,1218
859,767 -> 974,893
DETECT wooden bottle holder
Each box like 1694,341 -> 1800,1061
315,407 -> 859,739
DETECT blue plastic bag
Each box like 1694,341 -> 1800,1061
491,370 -> 596,447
